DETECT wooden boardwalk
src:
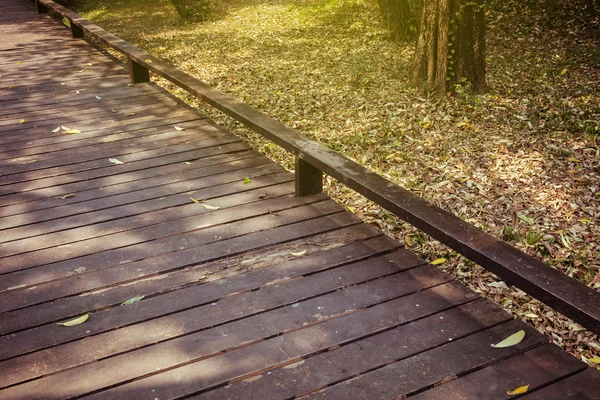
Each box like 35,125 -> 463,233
1,0 -> 599,398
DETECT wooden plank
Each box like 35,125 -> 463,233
0,271 -> 464,399
0,202 -> 352,312
0,180 -> 315,278
0,227 -> 392,335
0,120 -> 208,174
408,344 -> 586,400
0,131 -> 245,198
33,0 -> 600,333
0,121 -> 206,167
0,99 -> 191,140
0,119 -> 212,178
192,298 -> 512,400
0,156 -> 276,237
0,83 -> 160,116
0,149 -> 258,216
520,368 -> 600,399
0,167 -> 288,256
302,320 -> 547,399
0,248 -> 424,387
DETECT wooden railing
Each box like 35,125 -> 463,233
31,0 -> 600,334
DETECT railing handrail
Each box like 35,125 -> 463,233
31,0 -> 600,334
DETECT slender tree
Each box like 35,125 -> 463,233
412,0 -> 486,96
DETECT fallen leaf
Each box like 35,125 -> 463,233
290,250 -> 307,256
423,122 -> 431,129
16,61 -> 22,64
19,119 -> 25,124
95,95 -> 102,100
87,63 -> 93,66
127,83 -> 133,87
56,314 -> 89,327
109,158 -> 124,165
145,59 -> 153,63
506,384 -> 529,396
190,197 -> 203,203
121,295 -> 145,306
492,330 -> 525,348
488,281 -> 509,289
404,235 -> 414,246
560,68 -> 568,75
52,127 -> 61,133
62,129 -> 81,134
258,192 -> 267,199
203,204 -> 220,210
111,109 -> 118,113
61,126 -> 70,131
346,206 -> 356,213
54,193 -> 75,199
174,125 -> 185,131
184,161 -> 192,165
243,177 -> 251,184
589,358 -> 600,364
431,258 -> 446,265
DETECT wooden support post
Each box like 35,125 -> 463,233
36,0 -> 48,13
71,23 -> 84,38
127,56 -> 150,83
295,157 -> 323,197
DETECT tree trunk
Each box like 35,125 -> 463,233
378,0 -> 415,41
412,0 -> 486,96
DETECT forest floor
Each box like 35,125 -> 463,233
65,0 -> 600,362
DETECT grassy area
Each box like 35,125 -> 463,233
70,0 -> 600,360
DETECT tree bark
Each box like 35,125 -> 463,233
412,0 -> 486,96
377,0 -> 415,41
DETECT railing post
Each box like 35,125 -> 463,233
70,23 -> 84,38
127,56 -> 150,83
295,156 -> 323,197
35,0 -> 48,13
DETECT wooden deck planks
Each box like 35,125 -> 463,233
1,0 -> 600,399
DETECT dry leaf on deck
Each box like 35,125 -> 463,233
56,314 -> 89,327
492,330 -> 525,348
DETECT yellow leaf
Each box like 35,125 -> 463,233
386,153 -> 395,160
290,250 -> 307,257
52,127 -> 61,133
560,68 -> 568,75
19,119 -> 25,124
589,358 -> 600,364
431,258 -> 446,265
203,204 -> 219,210
174,125 -> 185,131
62,129 -> 81,134
346,206 -> 355,214
456,121 -> 468,127
61,126 -> 70,131
109,158 -> 124,165
492,330 -> 525,348
404,235 -> 413,247
56,314 -> 89,327
190,197 -> 205,203
506,384 -> 529,396
423,122 -> 431,129
145,59 -> 153,64
87,63 -> 93,66
579,218 -> 591,224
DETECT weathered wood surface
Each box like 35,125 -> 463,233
1,0 -> 599,399
30,0 -> 600,334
